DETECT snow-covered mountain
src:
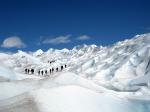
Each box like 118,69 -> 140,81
0,33 -> 150,112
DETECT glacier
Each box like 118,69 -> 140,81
0,33 -> 150,112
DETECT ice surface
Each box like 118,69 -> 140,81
0,33 -> 150,112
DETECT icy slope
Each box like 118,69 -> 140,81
0,72 -> 150,112
2,35 -> 150,80
0,72 -> 107,100
0,33 -> 150,97
30,85 -> 150,112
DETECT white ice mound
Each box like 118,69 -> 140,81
30,86 -> 134,112
0,72 -> 111,101
0,66 -> 17,80
1,85 -> 150,112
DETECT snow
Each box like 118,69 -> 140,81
0,66 -> 17,80
33,49 -> 44,56
0,72 -> 150,112
30,86 -> 139,112
0,33 -> 150,111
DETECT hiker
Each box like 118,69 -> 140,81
61,66 -> 63,71
65,64 -> 67,68
31,69 -> 34,74
52,68 -> 54,72
45,70 -> 47,75
50,69 -> 52,74
25,68 -> 28,74
38,70 -> 40,75
41,71 -> 44,76
56,67 -> 58,72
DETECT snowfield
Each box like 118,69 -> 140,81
0,33 -> 150,112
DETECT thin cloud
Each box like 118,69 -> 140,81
1,36 -> 26,48
42,35 -> 71,45
77,35 -> 90,40
37,36 -> 44,46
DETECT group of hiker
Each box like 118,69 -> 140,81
48,60 -> 55,64
25,68 -> 34,74
25,64 -> 67,76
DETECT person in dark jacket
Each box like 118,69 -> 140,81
25,68 -> 28,74
61,66 -> 63,71
31,69 -> 34,74
45,70 -> 47,75
50,69 -> 52,74
65,64 -> 67,68
56,67 -> 58,72
52,68 -> 54,72
41,71 -> 44,76
38,70 -> 40,75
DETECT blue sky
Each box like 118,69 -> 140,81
0,0 -> 150,52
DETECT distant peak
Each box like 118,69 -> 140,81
34,49 -> 44,56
